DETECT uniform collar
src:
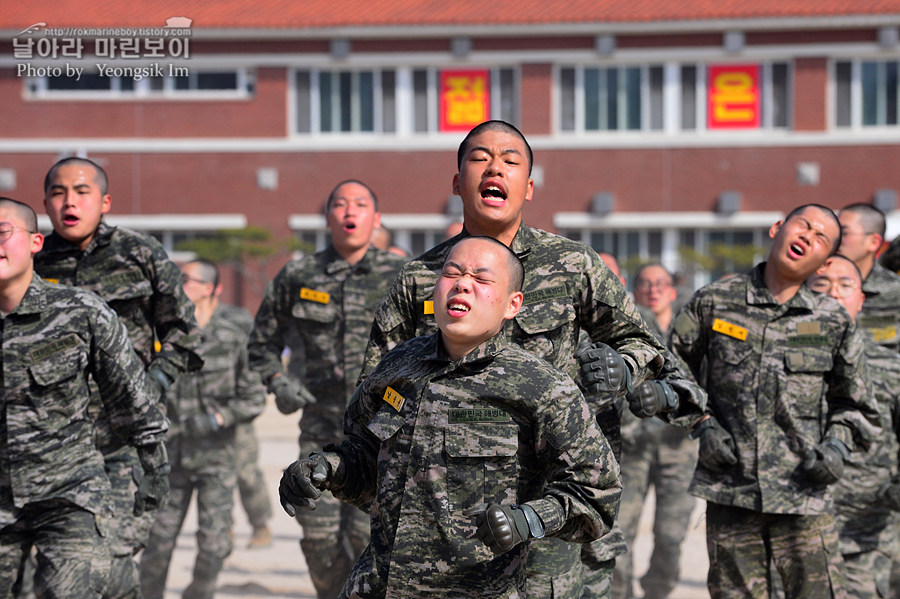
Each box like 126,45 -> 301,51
426,328 -> 511,367
747,262 -> 817,312
322,245 -> 373,275
42,220 -> 114,255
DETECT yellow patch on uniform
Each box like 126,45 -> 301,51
797,322 -> 821,335
300,288 -> 330,304
712,318 -> 748,341
871,325 -> 898,344
154,340 -> 162,353
423,300 -> 434,315
44,278 -> 58,284
383,386 -> 405,412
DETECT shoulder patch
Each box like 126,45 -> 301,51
673,311 -> 698,338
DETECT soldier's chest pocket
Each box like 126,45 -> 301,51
783,349 -> 833,416
513,301 -> 576,361
708,334 -> 755,390
291,298 -> 340,329
444,423 -> 519,511
365,406 -> 407,448
28,348 -> 87,420
102,273 -> 152,303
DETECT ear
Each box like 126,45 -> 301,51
452,173 -> 461,197
769,219 -> 784,240
30,232 -> 44,255
504,290 -> 524,320
101,194 -> 112,215
524,178 -> 534,203
372,212 -> 382,230
866,233 -> 884,255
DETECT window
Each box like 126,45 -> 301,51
27,68 -> 253,98
293,66 -> 519,135
560,61 -> 791,133
835,59 -> 899,128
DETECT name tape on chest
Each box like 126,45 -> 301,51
30,334 -> 79,362
448,408 -> 511,423
383,386 -> 405,412
300,288 -> 330,304
712,318 -> 748,341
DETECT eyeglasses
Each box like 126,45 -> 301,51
634,280 -> 672,292
0,225 -> 36,244
807,277 -> 860,297
181,273 -> 211,285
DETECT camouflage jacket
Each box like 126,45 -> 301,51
670,263 -> 880,515
858,262 -> 900,352
330,331 -> 620,598
360,223 -> 664,573
0,276 -> 166,527
248,245 -> 406,444
166,304 -> 266,473
833,337 -> 900,554
361,223 -> 664,387
35,221 -> 203,380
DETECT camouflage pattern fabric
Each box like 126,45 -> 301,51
670,263 -> 879,515
234,421 -> 273,529
34,221 -> 202,595
330,332 -> 621,598
248,245 -> 406,598
706,504 -> 846,599
858,262 -> 900,352
0,503 -> 110,599
360,223 -> 666,598
611,308 -> 699,599
831,338 -> 900,598
0,276 -> 167,598
140,304 -> 265,599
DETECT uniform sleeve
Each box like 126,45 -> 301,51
529,375 -> 621,543
578,250 -> 665,387
668,294 -> 709,390
359,268 -> 421,384
220,331 -> 267,427
654,347 -> 708,428
146,243 -> 203,378
825,323 -> 881,452
324,381 -> 382,508
91,300 -> 168,448
248,269 -> 293,384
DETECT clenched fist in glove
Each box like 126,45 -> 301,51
576,342 -> 633,396
472,503 -> 545,554
691,417 -> 737,473
627,380 -> 678,418
802,438 -> 849,486
134,444 -> 171,516
279,453 -> 332,517
268,374 -> 316,415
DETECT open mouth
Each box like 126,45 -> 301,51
447,301 -> 471,316
480,184 -> 507,204
789,242 -> 806,257
63,215 -> 79,226
342,221 -> 357,233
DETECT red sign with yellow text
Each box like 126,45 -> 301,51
707,65 -> 760,129
439,70 -> 490,132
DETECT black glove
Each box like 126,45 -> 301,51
146,365 -> 172,398
268,375 -> 316,415
577,342 -> 633,396
279,453 -> 331,517
474,503 -> 545,554
877,474 -> 900,510
802,438 -> 849,486
184,413 -> 221,436
691,417 -> 737,473
626,380 -> 678,418
134,445 -> 171,517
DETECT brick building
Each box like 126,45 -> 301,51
2,1 -> 900,306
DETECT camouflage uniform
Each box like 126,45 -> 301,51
34,221 -> 202,599
0,276 -> 167,599
832,338 -> 900,599
361,223 -> 667,599
248,245 -> 406,599
858,262 -> 900,353
217,304 -> 274,533
669,263 -> 880,599
611,306 -> 698,599
332,331 -> 621,598
140,303 -> 265,599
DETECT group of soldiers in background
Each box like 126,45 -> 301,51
4,119 -> 900,599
